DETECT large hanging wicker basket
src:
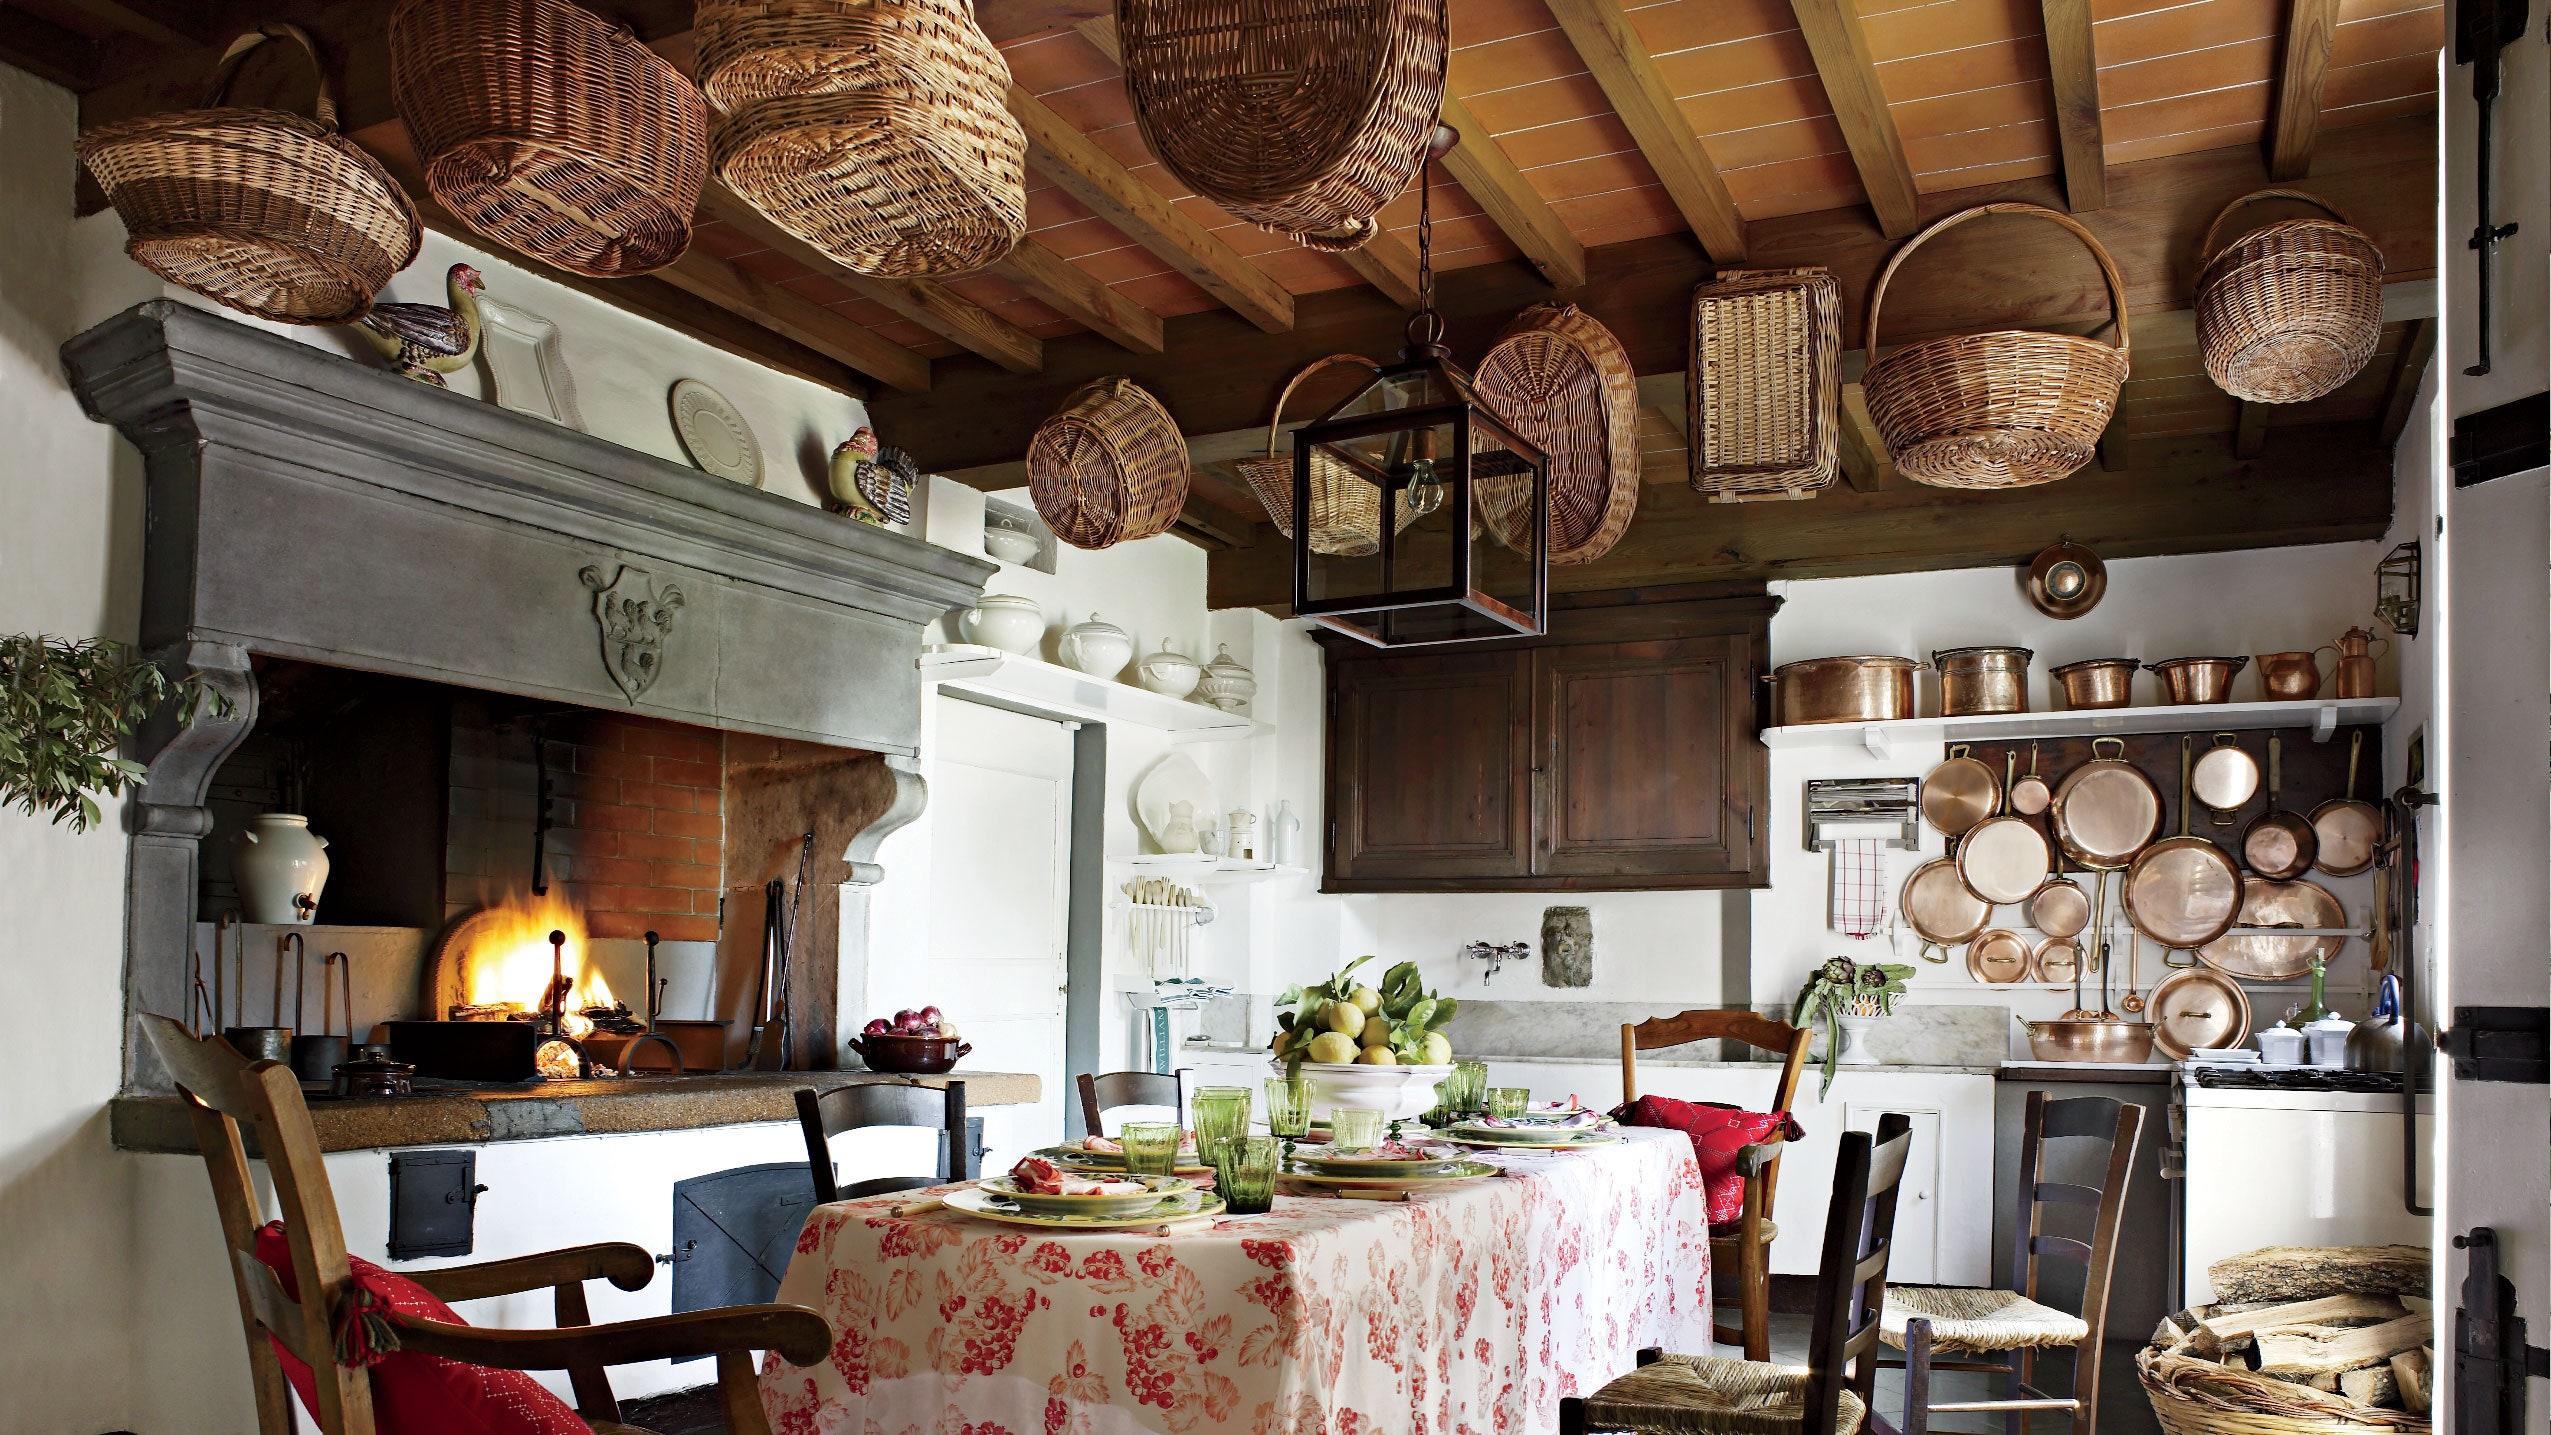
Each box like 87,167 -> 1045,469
1474,303 -> 1639,565
1116,0 -> 1445,250
1689,268 -> 1841,501
1029,377 -> 1191,550
75,25 -> 420,325
2195,189 -> 2385,404
700,0 -> 1025,278
1861,203 -> 2132,490
388,0 -> 708,278
1237,354 -> 1415,556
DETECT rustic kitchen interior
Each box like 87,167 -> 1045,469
0,1 -> 2541,1433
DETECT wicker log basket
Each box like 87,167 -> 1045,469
1688,268 -> 1842,501
1116,0 -> 1446,250
1474,303 -> 1640,566
698,0 -> 1026,277
388,0 -> 708,279
2140,1245 -> 2431,1435
2195,189 -> 2385,404
1238,354 -> 1423,556
76,24 -> 420,325
1028,377 -> 1191,550
1861,203 -> 2132,490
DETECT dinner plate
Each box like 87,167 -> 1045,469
1281,1159 -> 1501,1193
1443,1127 -> 1621,1151
1289,1149 -> 1469,1178
976,1174 -> 1195,1219
670,378 -> 762,486
1032,1143 -> 1207,1177
943,1185 -> 1223,1231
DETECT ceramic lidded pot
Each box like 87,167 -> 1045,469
1196,645 -> 1257,713
231,814 -> 329,924
1137,642 -> 1202,697
1057,613 -> 1134,678
958,593 -> 1046,654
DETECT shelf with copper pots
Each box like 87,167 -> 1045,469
1762,696 -> 2398,759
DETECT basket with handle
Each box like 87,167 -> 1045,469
1238,354 -> 1410,556
1029,377 -> 1191,551
76,24 -> 420,325
1688,267 -> 1841,501
388,0 -> 709,279
1474,302 -> 1640,565
1861,203 -> 2131,490
2195,189 -> 2384,404
1116,0 -> 1445,250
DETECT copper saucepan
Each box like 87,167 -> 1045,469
2049,737 -> 2163,870
1920,744 -> 1999,837
2049,658 -> 2138,710
2189,733 -> 2260,827
2308,730 -> 2384,877
2146,656 -> 2249,705
2010,743 -> 2052,815
1958,750 -> 2054,906
2240,733 -> 2319,879
1934,646 -> 2033,717
2027,868 -> 2090,938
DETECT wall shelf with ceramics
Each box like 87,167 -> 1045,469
1763,696 -> 2398,760
920,644 -> 1256,742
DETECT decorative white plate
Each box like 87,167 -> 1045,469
1443,1126 -> 1622,1152
477,293 -> 584,431
670,378 -> 761,486
1134,752 -> 1217,854
944,1184 -> 1223,1230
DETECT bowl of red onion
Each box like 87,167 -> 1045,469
849,1006 -> 971,1074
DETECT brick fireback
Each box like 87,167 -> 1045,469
445,704 -> 726,942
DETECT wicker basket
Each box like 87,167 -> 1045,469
2139,1348 -> 2424,1435
2196,189 -> 2385,404
1028,377 -> 1191,550
1116,0 -> 1445,249
1861,203 -> 2131,490
1238,354 -> 1408,556
1474,303 -> 1639,565
1688,268 -> 1841,501
75,24 -> 420,325
388,0 -> 707,279
695,0 -> 987,113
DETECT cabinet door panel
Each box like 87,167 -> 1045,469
1533,634 -> 1757,879
1327,650 -> 1532,882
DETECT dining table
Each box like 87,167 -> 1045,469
758,1126 -> 1713,1435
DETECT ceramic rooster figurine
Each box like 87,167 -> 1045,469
352,263 -> 485,386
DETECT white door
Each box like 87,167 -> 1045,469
916,699 -> 1074,1167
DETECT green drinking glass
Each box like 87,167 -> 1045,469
1214,1136 -> 1281,1215
1328,1106 -> 1384,1152
1262,1076 -> 1312,1138
1191,1086 -> 1252,1164
1446,1059 -> 1489,1116
1119,1121 -> 1181,1177
1487,1086 -> 1531,1120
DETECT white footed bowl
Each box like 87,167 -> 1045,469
1277,1059 -> 1455,1123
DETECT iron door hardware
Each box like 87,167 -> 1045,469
2439,1006 -> 2551,1083
2450,391 -> 2550,487
2451,0 -> 2531,376
2456,1228 -> 2551,1435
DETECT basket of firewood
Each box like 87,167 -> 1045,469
2141,1246 -> 2432,1435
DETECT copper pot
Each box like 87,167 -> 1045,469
1766,655 -> 1919,726
2024,1017 -> 2155,1064
1933,646 -> 2033,716
2145,656 -> 2248,705
2253,651 -> 2323,700
2049,658 -> 2137,710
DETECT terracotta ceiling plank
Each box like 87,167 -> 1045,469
1540,0 -> 1750,260
1784,0 -> 1921,238
2038,0 -> 2107,210
1441,89 -> 1589,287
645,247 -> 933,391
697,185 -> 1041,374
46,0 -> 213,50
2268,0 -> 2342,178
1007,82 -> 1295,333
992,240 -> 1166,354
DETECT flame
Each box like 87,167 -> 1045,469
458,891 -> 613,1010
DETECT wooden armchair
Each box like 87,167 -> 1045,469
138,1014 -> 831,1435
1620,1009 -> 1813,1362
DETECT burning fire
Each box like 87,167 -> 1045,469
457,891 -> 614,1017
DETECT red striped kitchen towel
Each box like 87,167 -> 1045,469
1829,838 -> 1888,938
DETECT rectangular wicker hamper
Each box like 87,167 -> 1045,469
1688,268 -> 1841,502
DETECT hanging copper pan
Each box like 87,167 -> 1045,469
1966,928 -> 2032,984
2240,733 -> 2319,879
2049,737 -> 2162,870
2189,733 -> 2260,827
1901,858 -> 1989,962
1958,750 -> 2054,905
2309,730 -> 2384,877
2122,735 -> 2244,950
1920,744 -> 1998,837
2031,935 -> 2083,984
2198,876 -> 2347,980
2027,870 -> 2090,938
2010,742 -> 2052,815
2147,965 -> 2253,1058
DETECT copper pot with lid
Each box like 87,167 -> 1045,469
2146,656 -> 2249,705
1933,646 -> 2033,717
2049,658 -> 2138,710
1766,655 -> 1920,727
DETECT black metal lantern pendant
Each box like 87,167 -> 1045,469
1290,126 -> 1550,648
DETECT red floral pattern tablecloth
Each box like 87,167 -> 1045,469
760,1128 -> 1712,1435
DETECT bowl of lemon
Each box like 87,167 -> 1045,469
1268,957 -> 1458,1122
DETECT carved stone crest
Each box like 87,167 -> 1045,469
579,564 -> 685,702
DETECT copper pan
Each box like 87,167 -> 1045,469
2024,1016 -> 2154,1063
1966,928 -> 2032,984
2198,876 -> 2345,980
2147,966 -> 2253,1058
2027,870 -> 2090,938
2189,732 -> 2260,825
2308,730 -> 2384,877
2240,734 -> 2319,879
1901,858 -> 1989,963
1767,655 -> 1920,726
2122,736 -> 2244,950
2049,737 -> 2162,870
2031,936 -> 2084,984
2010,743 -> 2052,815
1920,744 -> 1998,838
2050,658 -> 2137,710
2146,656 -> 2249,705
1958,751 -> 2054,905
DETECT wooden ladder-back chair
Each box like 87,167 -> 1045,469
1621,1009 -> 1813,1361
1879,1090 -> 2144,1435
138,1014 -> 830,1435
1562,1112 -> 1917,1435
1077,1069 -> 1184,1136
796,1080 -> 971,1204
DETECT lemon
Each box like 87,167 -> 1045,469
1419,1032 -> 1453,1066
1322,1000 -> 1365,1036
1349,984 -> 1383,1015
1356,1044 -> 1398,1065
1270,1029 -> 1295,1057
1305,1032 -> 1359,1064
1360,1016 -> 1393,1046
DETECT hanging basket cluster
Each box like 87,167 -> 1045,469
2195,189 -> 2385,404
1028,377 -> 1191,550
1116,0 -> 1445,250
1473,304 -> 1640,566
696,0 -> 1026,278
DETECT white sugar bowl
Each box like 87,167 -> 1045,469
1137,642 -> 1202,697
1197,645 -> 1257,713
1057,613 -> 1134,678
958,593 -> 1045,654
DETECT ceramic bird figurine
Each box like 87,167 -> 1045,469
351,263 -> 485,386
828,427 -> 916,527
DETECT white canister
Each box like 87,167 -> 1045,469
1136,642 -> 1202,698
1057,613 -> 1134,678
2303,1012 -> 2355,1069
958,593 -> 1046,654
1196,645 -> 1258,713
231,814 -> 330,925
2254,1021 -> 2306,1065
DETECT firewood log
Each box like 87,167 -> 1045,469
2391,1348 -> 2431,1415
2254,1314 -> 2431,1376
2339,1367 -> 2399,1408
2196,1295 -> 2409,1351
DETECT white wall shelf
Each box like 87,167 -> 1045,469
1761,696 -> 2398,760
1117,854 -> 1311,884
921,644 -> 1258,742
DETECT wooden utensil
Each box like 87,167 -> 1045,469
2240,734 -> 2320,879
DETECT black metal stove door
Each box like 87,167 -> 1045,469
668,1161 -> 820,1361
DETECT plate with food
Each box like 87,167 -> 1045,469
1443,1122 -> 1623,1151
977,1159 -> 1198,1219
1033,1134 -> 1208,1178
1281,1158 -> 1502,1194
1288,1138 -> 1470,1178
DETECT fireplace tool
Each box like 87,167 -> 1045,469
291,950 -> 351,1086
604,929 -> 688,1075
2454,0 -> 2530,377
746,833 -> 815,1071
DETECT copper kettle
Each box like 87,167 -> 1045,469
2320,626 -> 2389,699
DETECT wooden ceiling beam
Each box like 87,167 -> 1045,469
2376,317 -> 2437,447
1441,89 -> 1587,289
1787,0 -> 1921,239
1541,0 -> 1748,261
2039,0 -> 2108,212
648,246 -> 933,392
49,0 -> 217,51
993,241 -> 1165,354
2234,400 -> 2268,457
0,9 -> 100,90
2268,0 -> 2341,180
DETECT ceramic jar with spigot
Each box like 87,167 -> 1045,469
231,814 -> 329,925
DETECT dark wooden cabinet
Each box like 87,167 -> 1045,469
1321,590 -> 1776,891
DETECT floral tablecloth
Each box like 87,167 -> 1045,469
760,1127 -> 1711,1435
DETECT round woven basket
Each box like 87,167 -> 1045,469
713,87 -> 1025,277
1862,203 -> 2131,490
2139,1348 -> 2424,1435
1238,354 -> 1408,556
2195,189 -> 2385,404
1116,0 -> 1444,248
695,0 -> 993,113
76,25 -> 420,325
389,0 -> 707,278
1474,303 -> 1639,565
1029,378 -> 1191,551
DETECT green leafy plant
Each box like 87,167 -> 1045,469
1791,956 -> 1915,1096
1271,956 -> 1459,1072
0,635 -> 228,833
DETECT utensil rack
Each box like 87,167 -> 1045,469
1115,882 -> 1214,980
1804,777 -> 1922,852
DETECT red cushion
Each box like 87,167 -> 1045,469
251,1222 -> 585,1435
1613,1097 -> 1804,1226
